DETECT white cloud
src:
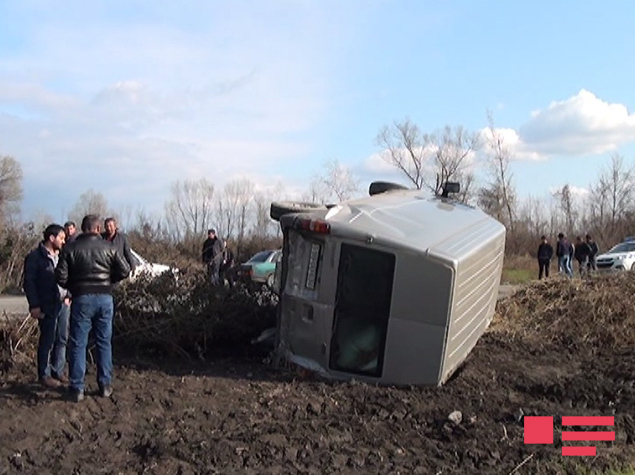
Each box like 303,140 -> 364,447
548,185 -> 590,198
519,89 -> 635,157
0,2 -> 353,217
478,127 -> 545,161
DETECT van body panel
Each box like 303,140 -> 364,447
275,188 -> 506,386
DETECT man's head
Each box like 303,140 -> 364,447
43,224 -> 66,251
208,229 -> 216,239
64,221 -> 76,237
558,232 -> 564,240
104,217 -> 117,236
586,234 -> 593,242
576,236 -> 583,243
81,214 -> 102,234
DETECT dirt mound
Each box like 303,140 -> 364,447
494,272 -> 635,351
1,274 -> 634,474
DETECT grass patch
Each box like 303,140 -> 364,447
502,253 -> 536,284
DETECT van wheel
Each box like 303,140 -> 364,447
266,274 -> 275,288
368,181 -> 409,196
270,201 -> 326,221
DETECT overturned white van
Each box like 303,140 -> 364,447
270,182 -> 506,386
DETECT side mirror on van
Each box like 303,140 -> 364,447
441,181 -> 460,198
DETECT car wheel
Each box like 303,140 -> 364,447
368,181 -> 409,196
631,263 -> 635,271
270,201 -> 327,221
266,274 -> 275,288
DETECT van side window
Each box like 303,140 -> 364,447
329,243 -> 395,377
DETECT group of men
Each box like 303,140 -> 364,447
201,228 -> 235,285
23,215 -> 135,402
536,233 -> 600,279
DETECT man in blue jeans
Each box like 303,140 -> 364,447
55,214 -> 130,402
24,224 -> 71,388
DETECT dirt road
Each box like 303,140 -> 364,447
0,296 -> 27,318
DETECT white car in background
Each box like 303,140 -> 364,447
595,238 -> 635,271
129,249 -> 178,280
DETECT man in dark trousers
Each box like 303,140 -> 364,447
201,229 -> 223,285
586,234 -> 599,272
102,217 -> 136,274
556,232 -> 573,278
574,236 -> 591,276
536,235 -> 553,279
56,214 -> 130,402
219,239 -> 235,286
24,224 -> 72,388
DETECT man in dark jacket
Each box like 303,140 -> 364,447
586,234 -> 599,272
24,224 -> 71,388
574,236 -> 591,276
64,221 -> 78,245
102,217 -> 136,274
201,229 -> 223,285
536,235 -> 553,279
219,240 -> 235,286
56,214 -> 130,402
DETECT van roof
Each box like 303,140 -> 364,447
312,190 -> 494,254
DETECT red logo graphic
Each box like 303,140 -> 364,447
524,416 -> 615,456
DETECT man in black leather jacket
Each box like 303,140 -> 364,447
56,214 -> 130,402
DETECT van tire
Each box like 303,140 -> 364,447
369,181 -> 409,196
270,201 -> 326,221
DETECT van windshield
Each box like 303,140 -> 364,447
329,243 -> 395,377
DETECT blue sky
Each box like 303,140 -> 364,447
1,0 -> 635,222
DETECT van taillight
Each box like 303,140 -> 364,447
294,217 -> 330,234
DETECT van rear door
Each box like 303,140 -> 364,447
278,225 -> 334,372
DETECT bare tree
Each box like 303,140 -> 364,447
376,119 -> 480,201
552,184 -> 578,234
164,178 -> 215,241
212,178 -> 255,247
586,153 -> 635,244
0,155 -> 23,226
308,159 -> 360,204
215,178 -> 254,244
477,112 -> 516,232
252,181 -> 286,238
69,189 -> 113,225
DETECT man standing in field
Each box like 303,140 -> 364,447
536,235 -> 553,279
202,229 -> 223,285
64,221 -> 78,245
23,224 -> 71,388
586,234 -> 599,272
56,214 -> 130,402
102,217 -> 136,274
556,233 -> 573,278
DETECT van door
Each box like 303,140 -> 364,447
328,243 -> 395,378
278,228 -> 333,370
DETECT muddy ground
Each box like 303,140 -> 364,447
1,285 -> 634,474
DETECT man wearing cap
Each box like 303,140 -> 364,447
202,229 -> 223,285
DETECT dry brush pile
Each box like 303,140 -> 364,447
0,269 -> 278,373
493,271 -> 635,352
112,269 -> 278,360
